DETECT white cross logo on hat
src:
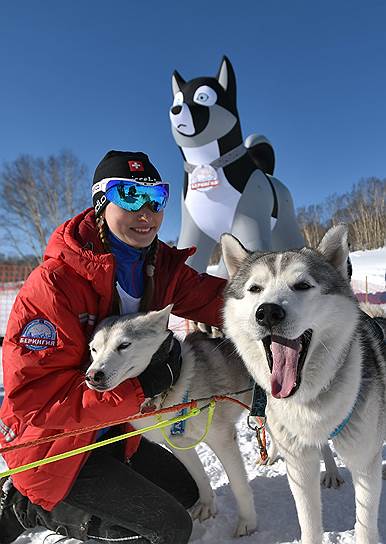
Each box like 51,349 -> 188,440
128,160 -> 144,171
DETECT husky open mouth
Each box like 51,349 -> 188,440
262,330 -> 312,399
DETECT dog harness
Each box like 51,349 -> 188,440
329,408 -> 355,438
250,380 -> 355,442
330,312 -> 384,437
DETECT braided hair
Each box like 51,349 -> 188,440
139,235 -> 159,312
96,214 -> 111,253
96,213 -> 158,312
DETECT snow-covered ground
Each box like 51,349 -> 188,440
1,419 -> 386,544
0,246 -> 385,544
350,246 -> 386,295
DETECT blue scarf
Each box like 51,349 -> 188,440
108,230 -> 147,298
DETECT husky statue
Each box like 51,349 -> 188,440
169,56 -> 304,276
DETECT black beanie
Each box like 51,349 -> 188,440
92,150 -> 163,216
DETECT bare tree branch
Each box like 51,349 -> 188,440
0,151 -> 89,259
297,177 -> 386,250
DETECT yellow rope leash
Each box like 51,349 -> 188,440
157,399 -> 216,451
0,406 -> 202,479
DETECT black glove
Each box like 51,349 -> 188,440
138,332 -> 182,398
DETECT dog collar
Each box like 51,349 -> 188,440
184,143 -> 247,174
249,382 -> 267,418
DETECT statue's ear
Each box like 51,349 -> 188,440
216,56 -> 236,100
172,70 -> 185,96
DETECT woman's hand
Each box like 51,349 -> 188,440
138,338 -> 182,398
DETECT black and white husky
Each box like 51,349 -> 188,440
221,225 -> 386,544
170,56 -> 304,275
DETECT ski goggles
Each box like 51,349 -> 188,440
93,178 -> 169,213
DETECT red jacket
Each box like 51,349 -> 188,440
0,208 -> 225,510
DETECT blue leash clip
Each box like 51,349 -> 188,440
170,391 -> 189,436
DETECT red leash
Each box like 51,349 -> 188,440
0,394 -> 251,455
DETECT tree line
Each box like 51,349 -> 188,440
0,152 -> 384,264
297,177 -> 385,250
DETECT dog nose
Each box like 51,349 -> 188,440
85,370 -> 106,385
171,105 -> 182,115
256,303 -> 286,328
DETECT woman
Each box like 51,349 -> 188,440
0,151 -> 226,543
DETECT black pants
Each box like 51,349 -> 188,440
61,431 -> 199,543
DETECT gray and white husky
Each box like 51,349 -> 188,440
221,225 -> 386,544
86,306 -> 257,537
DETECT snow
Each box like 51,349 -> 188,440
0,247 -> 385,544
1,421 -> 385,544
350,246 -> 386,294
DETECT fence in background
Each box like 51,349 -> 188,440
1,265 -> 385,340
0,264 -> 194,341
0,264 -> 35,338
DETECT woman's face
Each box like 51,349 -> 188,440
104,202 -> 164,248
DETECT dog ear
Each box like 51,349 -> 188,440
147,304 -> 174,331
172,70 -> 185,96
317,224 -> 350,279
216,56 -> 236,100
221,233 -> 249,278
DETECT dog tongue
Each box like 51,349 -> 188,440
270,335 -> 301,399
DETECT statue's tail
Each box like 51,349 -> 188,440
244,134 -> 275,176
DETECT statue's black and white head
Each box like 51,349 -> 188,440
169,56 -> 239,147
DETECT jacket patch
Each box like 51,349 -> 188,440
19,319 -> 57,351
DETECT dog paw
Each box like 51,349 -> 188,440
190,499 -> 217,522
320,470 -> 345,488
233,514 -> 257,537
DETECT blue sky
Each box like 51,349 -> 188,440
1,1 -> 385,243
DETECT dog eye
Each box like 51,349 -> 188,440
90,347 -> 96,353
193,86 -> 217,107
196,93 -> 209,102
293,282 -> 313,291
117,342 -> 131,352
248,284 -> 263,293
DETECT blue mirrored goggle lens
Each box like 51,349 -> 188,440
105,181 -> 169,213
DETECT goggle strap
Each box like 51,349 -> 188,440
92,178 -> 169,197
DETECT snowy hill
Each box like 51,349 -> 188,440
0,246 -> 385,544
